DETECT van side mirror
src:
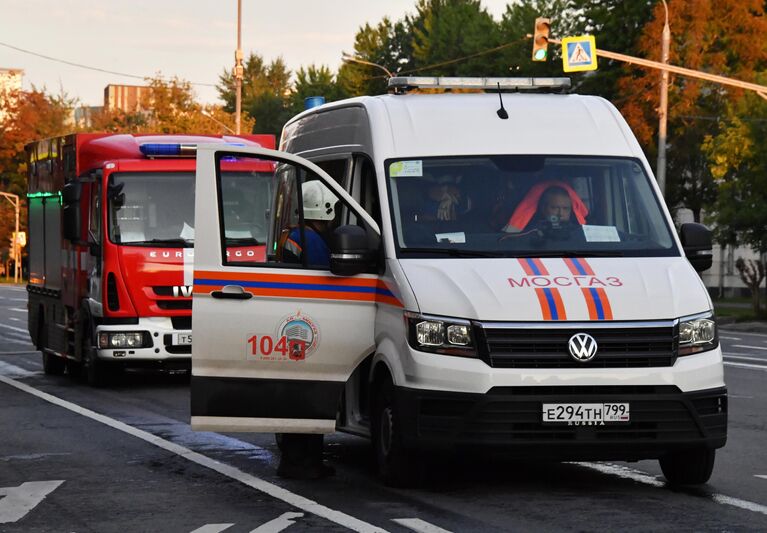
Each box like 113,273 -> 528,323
61,181 -> 82,243
330,225 -> 373,276
680,223 -> 713,272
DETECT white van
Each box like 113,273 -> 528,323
191,77 -> 726,486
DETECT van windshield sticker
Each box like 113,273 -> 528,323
389,160 -> 423,177
582,225 -> 620,242
435,232 -> 466,244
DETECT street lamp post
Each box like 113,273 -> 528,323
234,0 -> 244,135
656,0 -> 671,196
341,53 -> 394,78
0,191 -> 20,283
201,110 -> 236,134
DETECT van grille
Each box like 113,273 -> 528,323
476,322 -> 677,368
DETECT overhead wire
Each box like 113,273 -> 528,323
0,41 -> 216,87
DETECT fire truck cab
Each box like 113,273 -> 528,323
26,133 -> 274,385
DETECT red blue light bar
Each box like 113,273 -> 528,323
139,142 -> 248,158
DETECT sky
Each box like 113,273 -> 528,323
0,0 -> 514,106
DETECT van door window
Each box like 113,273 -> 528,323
217,154 -> 369,271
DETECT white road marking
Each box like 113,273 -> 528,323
250,512 -> 304,532
0,480 -> 65,524
190,524 -> 234,533
9,308 -> 27,313
0,337 -> 34,347
0,323 -> 30,335
0,361 -> 39,377
0,351 -> 38,356
756,475 -> 767,480
392,518 -> 453,533
0,373 -> 388,533
573,462 -> 767,516
719,336 -> 741,341
6,298 -> 27,302
9,317 -> 21,322
721,329 -> 767,338
724,362 -> 767,371
724,355 -> 767,363
732,344 -> 767,351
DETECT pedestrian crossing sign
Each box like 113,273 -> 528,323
562,35 -> 598,72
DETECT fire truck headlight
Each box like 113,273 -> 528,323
98,332 -> 150,349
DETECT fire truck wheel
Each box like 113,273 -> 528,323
80,318 -> 108,387
372,375 -> 422,487
39,314 -> 65,375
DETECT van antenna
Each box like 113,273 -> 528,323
496,82 -> 508,120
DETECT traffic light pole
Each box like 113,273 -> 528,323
0,192 -> 20,283
547,38 -> 767,98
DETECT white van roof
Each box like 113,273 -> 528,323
286,92 -> 646,162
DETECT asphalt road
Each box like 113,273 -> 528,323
0,283 -> 765,532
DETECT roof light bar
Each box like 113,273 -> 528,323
387,76 -> 571,93
139,143 -> 198,158
27,191 -> 62,200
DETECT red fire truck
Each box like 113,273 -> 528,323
26,133 -> 275,385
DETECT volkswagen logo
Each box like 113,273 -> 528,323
568,333 -> 598,362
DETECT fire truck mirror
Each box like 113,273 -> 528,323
62,181 -> 82,242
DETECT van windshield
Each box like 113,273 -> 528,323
386,155 -> 678,258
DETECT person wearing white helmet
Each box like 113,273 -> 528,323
283,180 -> 338,269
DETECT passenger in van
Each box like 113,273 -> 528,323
283,180 -> 337,268
415,176 -> 468,223
505,181 -> 588,233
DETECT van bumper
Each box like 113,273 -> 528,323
394,385 -> 727,460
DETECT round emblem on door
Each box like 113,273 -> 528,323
568,333 -> 598,362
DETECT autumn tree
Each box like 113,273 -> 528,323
85,76 -> 252,135
0,87 -> 73,254
703,75 -> 767,253
617,0 -> 767,222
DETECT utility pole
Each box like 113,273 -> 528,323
0,192 -> 20,283
234,0 -> 243,135
656,0 -> 671,196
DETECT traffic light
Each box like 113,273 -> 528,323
532,17 -> 551,62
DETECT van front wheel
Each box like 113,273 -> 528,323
372,376 -> 420,487
659,447 -> 715,485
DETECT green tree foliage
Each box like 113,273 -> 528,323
218,53 -> 293,135
289,65 -> 349,116
337,17 -> 413,96
565,0 -> 656,99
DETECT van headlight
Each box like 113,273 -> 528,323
405,312 -> 476,357
677,312 -> 717,356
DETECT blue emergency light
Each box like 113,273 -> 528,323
140,142 -> 247,158
139,143 -> 197,157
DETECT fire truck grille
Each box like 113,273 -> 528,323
157,300 -> 192,311
477,323 -> 677,368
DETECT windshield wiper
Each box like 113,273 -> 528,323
513,250 -> 625,258
121,238 -> 193,247
226,237 -> 262,246
400,247 -> 503,258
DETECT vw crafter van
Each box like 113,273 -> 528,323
191,77 -> 726,486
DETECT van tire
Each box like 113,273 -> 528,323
372,376 -> 421,487
659,447 -> 716,485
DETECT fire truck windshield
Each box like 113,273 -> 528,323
108,171 -> 273,247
